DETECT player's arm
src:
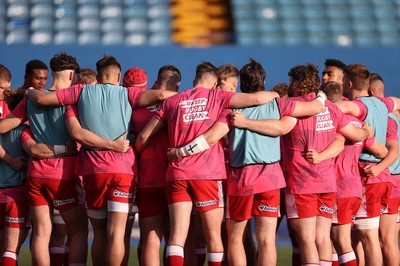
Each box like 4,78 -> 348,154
0,144 -> 26,171
338,122 -> 372,142
364,139 -> 388,159
167,122 -> 230,160
290,94 -> 326,117
363,138 -> 398,178
65,116 -> 129,152
230,111 -> 297,136
335,100 -> 361,117
388,96 -> 400,111
135,117 -> 166,154
0,113 -> 23,134
25,88 -> 60,106
138,90 -> 177,107
305,135 -> 346,164
228,91 -> 279,108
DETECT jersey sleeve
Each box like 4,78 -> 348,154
64,105 -> 79,120
364,136 -> 376,149
154,100 -> 167,122
20,126 -> 34,143
387,116 -> 398,141
218,90 -> 235,108
56,84 -> 84,105
217,108 -> 232,126
377,96 -> 396,112
353,99 -> 368,121
276,98 -> 296,117
128,87 -> 144,109
335,105 -> 351,130
11,97 -> 27,121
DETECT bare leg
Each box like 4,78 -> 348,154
226,219 -> 247,266
140,214 -> 165,266
289,217 -> 319,264
379,214 -> 399,266
255,216 -> 277,266
30,205 -> 52,266
107,211 -> 129,266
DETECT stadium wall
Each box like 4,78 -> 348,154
1,45 -> 399,96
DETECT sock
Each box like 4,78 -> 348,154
339,251 -> 357,266
1,251 -> 17,266
195,247 -> 206,266
207,252 -> 224,266
166,245 -> 184,266
49,246 -> 65,266
320,259 -> 332,266
292,247 -> 301,266
332,253 -> 339,266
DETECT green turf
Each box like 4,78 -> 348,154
18,246 -> 292,265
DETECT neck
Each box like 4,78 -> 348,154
351,89 -> 369,100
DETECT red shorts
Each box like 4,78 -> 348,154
137,187 -> 168,219
0,200 -> 29,229
383,197 -> 400,215
285,192 -> 336,219
27,177 -> 85,211
83,173 -> 134,212
226,189 -> 280,221
356,182 -> 391,218
332,197 -> 361,225
166,180 -> 224,212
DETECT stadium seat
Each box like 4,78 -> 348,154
54,31 -> 77,44
78,31 -> 101,44
102,32 -> 124,45
31,31 -> 52,44
125,32 -> 147,45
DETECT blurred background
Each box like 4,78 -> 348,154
1,0 -> 400,92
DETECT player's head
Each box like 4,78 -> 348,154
0,64 -> 12,91
75,68 -> 97,85
271,83 -> 289,98
193,61 -> 218,89
320,81 -> 342,103
50,52 -> 80,72
155,65 -> 181,92
239,58 -> 266,93
123,67 -> 148,89
218,64 -> 239,92
342,64 -> 370,98
369,73 -> 385,97
322,59 -> 346,85
3,88 -> 25,111
288,63 -> 320,97
96,55 -> 121,85
24,59 -> 49,90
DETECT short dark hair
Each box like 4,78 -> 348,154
3,88 -> 25,111
343,64 -> 370,91
324,59 -> 346,70
239,58 -> 266,93
0,64 -> 12,82
157,65 -> 181,82
25,59 -> 48,76
369,73 -> 384,84
194,61 -> 218,82
96,54 -> 121,74
50,52 -> 80,72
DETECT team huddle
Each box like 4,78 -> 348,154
0,53 -> 399,266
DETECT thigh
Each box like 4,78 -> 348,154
190,180 -> 224,212
226,194 -> 253,221
253,189 -> 280,218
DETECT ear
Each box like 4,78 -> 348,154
69,71 -> 74,81
117,73 -> 121,83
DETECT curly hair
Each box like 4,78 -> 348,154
288,63 -> 320,96
50,52 -> 80,72
239,58 -> 266,93
3,89 -> 25,111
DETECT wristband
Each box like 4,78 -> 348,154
316,91 -> 326,106
178,134 -> 210,158
54,145 -> 67,155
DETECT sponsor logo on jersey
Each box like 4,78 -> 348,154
316,107 -> 334,132
113,190 -> 133,199
54,198 -> 76,207
196,199 -> 216,207
5,216 -> 24,223
319,205 -> 333,214
179,98 -> 210,123
258,204 -> 278,212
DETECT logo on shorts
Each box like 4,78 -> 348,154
258,204 -> 278,212
5,216 -> 24,223
113,190 -> 133,199
196,199 -> 216,207
320,205 -> 333,214
54,198 -> 76,207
